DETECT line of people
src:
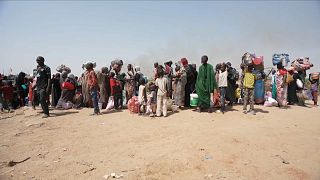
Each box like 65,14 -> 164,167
0,55 -> 319,118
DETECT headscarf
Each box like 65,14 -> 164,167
135,66 -> 141,73
181,58 -> 188,66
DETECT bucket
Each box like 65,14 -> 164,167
98,102 -> 103,110
190,93 -> 199,107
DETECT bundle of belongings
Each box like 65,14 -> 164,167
242,52 -> 255,66
82,61 -> 97,69
111,59 -> 123,72
128,96 -> 139,113
310,72 -> 320,80
272,53 -> 290,66
252,56 -> 264,71
56,64 -> 71,74
291,57 -> 313,71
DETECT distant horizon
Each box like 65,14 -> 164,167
1,1 -> 319,77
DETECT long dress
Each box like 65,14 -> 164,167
287,73 -> 299,105
184,64 -> 196,107
51,78 -> 61,107
173,71 -> 187,106
97,72 -> 109,107
80,71 -> 91,107
276,70 -> 288,107
125,71 -> 135,102
195,63 -> 216,109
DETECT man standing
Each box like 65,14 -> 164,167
86,63 -> 100,115
195,55 -> 217,112
35,56 -> 51,118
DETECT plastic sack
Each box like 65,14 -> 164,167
272,54 -> 290,66
264,101 -> 273,107
106,97 -> 114,110
296,79 -> 303,89
56,64 -> 71,74
128,96 -> 139,113
267,97 -> 278,106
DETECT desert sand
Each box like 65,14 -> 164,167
0,102 -> 319,180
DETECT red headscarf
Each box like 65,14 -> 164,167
181,58 -> 188,66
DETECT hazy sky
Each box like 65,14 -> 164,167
0,1 -> 319,76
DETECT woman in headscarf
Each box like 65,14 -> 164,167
15,72 -> 27,106
97,67 -> 110,108
275,63 -> 288,107
164,61 -> 173,99
56,74 -> 76,109
51,73 -> 61,107
196,55 -> 217,112
81,64 -> 92,107
181,58 -> 196,108
134,66 -> 144,96
125,64 -> 135,102
173,64 -> 187,107
287,67 -> 299,105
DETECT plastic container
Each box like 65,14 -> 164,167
98,102 -> 103,110
190,93 -> 199,107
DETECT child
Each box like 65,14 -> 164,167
1,81 -> 14,112
235,84 -> 242,104
217,63 -> 228,114
155,68 -> 168,117
138,78 -> 147,115
147,83 -> 157,117
110,72 -> 122,110
243,65 -> 256,115
309,73 -> 319,106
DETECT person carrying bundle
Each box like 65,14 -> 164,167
309,72 -> 319,106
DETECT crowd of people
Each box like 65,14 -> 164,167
0,54 -> 319,118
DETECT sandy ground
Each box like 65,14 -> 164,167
0,102 -> 319,180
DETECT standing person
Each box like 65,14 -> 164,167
110,72 -> 122,110
226,62 -> 237,105
195,55 -> 217,113
164,61 -> 173,98
81,71 -> 91,107
97,67 -> 109,108
270,69 -> 277,99
16,72 -> 27,107
153,62 -> 159,80
217,63 -> 228,114
296,70 -> 306,106
126,64 -> 135,102
309,73 -> 319,106
148,82 -> 157,117
191,64 -> 198,93
181,58 -> 196,108
35,56 -> 51,118
173,64 -> 187,108
138,78 -> 147,115
243,65 -> 256,115
134,66 -> 144,96
86,63 -> 100,115
275,63 -> 288,107
51,73 -> 61,107
155,68 -> 168,117
0,75 -> 4,111
287,68 -> 299,105
1,81 -> 14,112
